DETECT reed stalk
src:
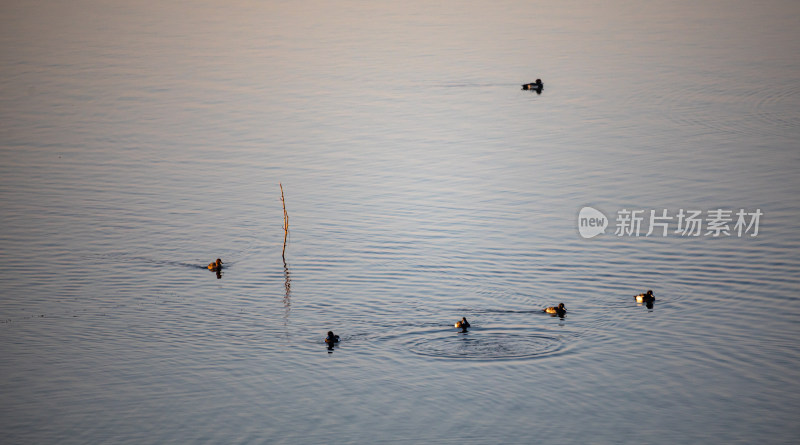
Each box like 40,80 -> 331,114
280,183 -> 289,259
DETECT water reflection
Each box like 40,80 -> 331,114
636,300 -> 656,310
282,256 -> 292,319
281,257 -> 292,344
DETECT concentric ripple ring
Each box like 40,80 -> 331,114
399,328 -> 566,361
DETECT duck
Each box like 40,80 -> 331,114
325,331 -> 340,345
454,317 -> 471,330
521,79 -> 543,90
207,258 -> 223,271
543,302 -> 567,317
635,290 -> 655,303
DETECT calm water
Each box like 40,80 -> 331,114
2,0 -> 800,443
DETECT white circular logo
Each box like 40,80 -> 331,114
578,207 -> 608,238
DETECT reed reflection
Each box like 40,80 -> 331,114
282,256 -> 291,319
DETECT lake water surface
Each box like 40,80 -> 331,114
1,1 -> 799,443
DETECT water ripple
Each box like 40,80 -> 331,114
380,326 -> 568,361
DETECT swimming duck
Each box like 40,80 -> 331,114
521,79 -> 543,90
207,258 -> 223,271
543,303 -> 567,317
454,317 -> 471,331
635,290 -> 655,303
325,331 -> 340,345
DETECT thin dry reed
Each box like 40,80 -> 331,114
280,183 -> 289,259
